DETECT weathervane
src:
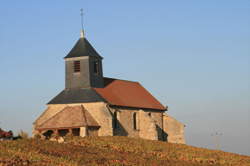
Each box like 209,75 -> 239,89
80,8 -> 84,30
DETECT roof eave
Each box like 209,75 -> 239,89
64,55 -> 103,60
108,104 -> 167,112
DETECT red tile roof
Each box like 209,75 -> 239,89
94,78 -> 166,111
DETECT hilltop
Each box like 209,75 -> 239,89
0,136 -> 249,166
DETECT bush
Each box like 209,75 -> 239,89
18,130 -> 29,139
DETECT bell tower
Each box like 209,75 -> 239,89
64,30 -> 104,89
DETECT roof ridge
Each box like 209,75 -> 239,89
103,77 -> 139,83
81,105 -> 88,126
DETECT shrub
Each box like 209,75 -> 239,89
18,130 -> 29,139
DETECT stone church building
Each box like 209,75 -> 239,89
33,29 -> 185,144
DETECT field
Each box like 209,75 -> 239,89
0,136 -> 249,166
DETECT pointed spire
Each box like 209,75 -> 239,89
80,8 -> 84,38
80,30 -> 84,38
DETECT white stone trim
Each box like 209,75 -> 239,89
65,56 -> 89,61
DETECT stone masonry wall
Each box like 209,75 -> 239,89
34,103 -> 185,143
109,107 -> 163,141
138,110 -> 158,140
108,107 -> 139,138
83,102 -> 113,136
163,113 -> 185,144
33,102 -> 113,137
145,111 -> 164,140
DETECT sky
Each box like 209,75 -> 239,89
0,1 -> 249,155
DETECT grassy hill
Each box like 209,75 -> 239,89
0,136 -> 249,166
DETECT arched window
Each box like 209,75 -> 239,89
113,111 -> 118,129
133,113 -> 137,130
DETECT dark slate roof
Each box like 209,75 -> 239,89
64,38 -> 103,59
47,88 -> 105,104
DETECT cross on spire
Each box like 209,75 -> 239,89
80,8 -> 84,30
80,8 -> 84,38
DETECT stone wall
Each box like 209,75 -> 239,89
33,103 -> 185,144
33,102 -> 113,137
83,102 -> 113,136
108,107 -> 139,138
108,106 -> 163,141
163,114 -> 185,144
145,111 -> 164,140
138,110 -> 158,140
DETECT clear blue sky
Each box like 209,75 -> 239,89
0,1 -> 249,155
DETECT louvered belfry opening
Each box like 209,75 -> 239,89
73,61 -> 80,73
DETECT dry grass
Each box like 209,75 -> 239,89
0,136 -> 249,166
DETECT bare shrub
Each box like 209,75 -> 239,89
18,130 -> 29,139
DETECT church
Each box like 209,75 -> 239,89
33,29 -> 185,144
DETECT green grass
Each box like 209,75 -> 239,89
0,136 -> 249,166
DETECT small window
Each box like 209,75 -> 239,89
148,113 -> 151,117
74,61 -> 80,72
133,113 -> 137,130
94,61 -> 100,75
113,111 -> 118,129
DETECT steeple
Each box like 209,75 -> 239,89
80,9 -> 84,39
64,9 -> 102,59
64,10 -> 104,89
64,37 -> 103,59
